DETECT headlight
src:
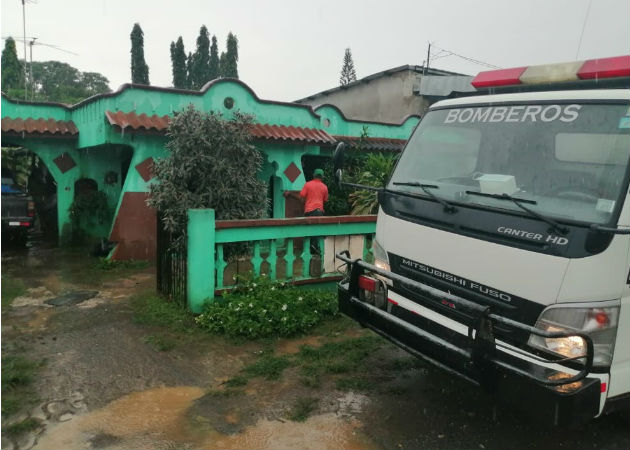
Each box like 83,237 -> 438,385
528,303 -> 620,367
372,239 -> 390,272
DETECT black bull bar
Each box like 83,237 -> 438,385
335,251 -> 595,387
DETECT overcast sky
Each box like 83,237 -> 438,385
1,0 -> 629,102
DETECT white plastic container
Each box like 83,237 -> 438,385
474,174 -> 517,195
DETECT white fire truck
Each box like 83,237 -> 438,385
335,55 -> 630,425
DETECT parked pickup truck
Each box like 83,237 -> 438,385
2,167 -> 35,244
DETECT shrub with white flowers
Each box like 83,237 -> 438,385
195,276 -> 338,338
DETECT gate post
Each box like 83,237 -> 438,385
187,209 -> 215,313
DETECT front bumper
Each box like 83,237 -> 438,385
337,257 -> 602,426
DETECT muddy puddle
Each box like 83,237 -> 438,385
33,386 -> 375,450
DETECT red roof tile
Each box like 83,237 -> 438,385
250,123 -> 335,144
104,111 -> 336,144
1,117 -> 78,136
333,135 -> 407,152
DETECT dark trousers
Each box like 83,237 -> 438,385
305,209 -> 324,254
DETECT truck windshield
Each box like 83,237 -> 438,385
389,103 -> 630,226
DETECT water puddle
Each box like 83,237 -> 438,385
203,414 -> 376,450
32,386 -> 376,450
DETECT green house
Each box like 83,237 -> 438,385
1,79 -> 419,260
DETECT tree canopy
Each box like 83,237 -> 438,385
1,37 -> 23,91
340,48 -> 357,86
209,35 -> 220,80
1,58 -> 110,104
170,37 -> 187,89
149,106 -> 267,250
189,25 -> 211,89
130,23 -> 150,85
220,32 -> 239,78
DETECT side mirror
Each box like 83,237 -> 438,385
333,142 -> 345,188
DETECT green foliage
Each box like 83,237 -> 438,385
348,153 -> 396,215
196,277 -> 338,338
130,23 -> 150,85
1,37 -> 23,90
4,418 -> 41,437
131,293 -> 198,334
1,147 -> 33,191
295,336 -> 382,387
340,48 -> 357,86
288,397 -> 318,422
190,25 -> 211,89
144,334 -> 176,352
69,190 -> 111,228
1,356 -> 40,418
95,258 -> 149,271
1,275 -> 26,309
220,33 -> 239,78
242,354 -> 292,380
170,37 -> 187,89
148,106 -> 267,250
209,35 -> 220,80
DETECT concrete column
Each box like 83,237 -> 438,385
187,208 -> 215,313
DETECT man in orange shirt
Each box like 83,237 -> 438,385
284,168 -> 329,255
284,168 -> 329,216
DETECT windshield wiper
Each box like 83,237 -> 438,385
465,191 -> 569,235
589,224 -> 630,235
393,182 -> 457,213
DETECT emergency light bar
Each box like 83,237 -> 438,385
472,55 -> 630,89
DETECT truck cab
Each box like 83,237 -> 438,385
337,55 -> 630,425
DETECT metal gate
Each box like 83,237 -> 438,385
156,214 -> 187,307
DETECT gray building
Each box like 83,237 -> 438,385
296,65 -> 476,123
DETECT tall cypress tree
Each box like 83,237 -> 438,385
170,36 -> 187,88
219,52 -> 228,78
222,32 -> 239,78
186,52 -> 194,89
339,48 -> 357,86
130,23 -> 150,85
190,25 -> 211,89
209,35 -> 220,80
1,37 -> 23,90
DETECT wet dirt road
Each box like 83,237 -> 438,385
2,243 -> 629,450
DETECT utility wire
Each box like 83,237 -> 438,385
430,44 -> 502,69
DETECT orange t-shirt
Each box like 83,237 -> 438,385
300,179 -> 329,213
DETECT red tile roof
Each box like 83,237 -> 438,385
333,135 -> 407,152
105,110 -> 170,132
1,117 -> 78,136
250,123 -> 335,144
104,111 -> 336,144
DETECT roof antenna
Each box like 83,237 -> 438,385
575,0 -> 592,60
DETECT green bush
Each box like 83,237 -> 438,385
348,153 -> 397,215
196,276 -> 337,338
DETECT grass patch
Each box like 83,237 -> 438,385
335,377 -> 373,391
143,334 -> 176,352
1,356 -> 41,418
95,258 -> 149,272
131,293 -> 197,335
287,397 -> 318,422
4,417 -> 41,437
206,388 -> 244,398
295,336 -> 382,387
224,376 -> 248,388
243,355 -> 292,380
1,276 -> 26,309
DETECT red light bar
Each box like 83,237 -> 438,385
578,55 -> 630,80
358,275 -> 376,292
471,67 -> 527,88
20,222 -> 31,227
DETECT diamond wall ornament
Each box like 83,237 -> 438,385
53,152 -> 77,173
283,162 -> 301,183
135,157 -> 155,182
